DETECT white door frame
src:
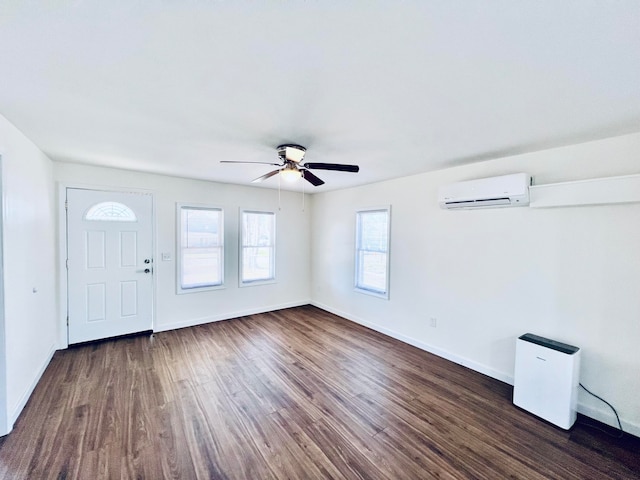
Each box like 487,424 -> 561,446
57,183 -> 156,349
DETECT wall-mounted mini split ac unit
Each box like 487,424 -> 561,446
438,173 -> 531,209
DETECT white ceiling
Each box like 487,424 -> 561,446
0,1 -> 639,192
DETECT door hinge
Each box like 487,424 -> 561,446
65,200 -> 68,210
66,259 -> 69,270
66,316 -> 69,326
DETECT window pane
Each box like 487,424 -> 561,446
355,208 -> 390,297
184,209 -> 220,248
85,202 -> 137,222
358,211 -> 388,251
179,206 -> 223,291
241,211 -> 275,283
242,212 -> 274,247
358,251 -> 387,292
242,247 -> 273,282
182,247 -> 222,288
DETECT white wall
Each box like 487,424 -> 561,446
0,114 -> 57,434
311,132 -> 640,436
4,127 -> 638,439
53,163 -> 311,335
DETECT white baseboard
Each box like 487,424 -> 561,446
154,300 -> 311,333
578,398 -> 640,438
311,301 -> 640,438
9,343 -> 57,432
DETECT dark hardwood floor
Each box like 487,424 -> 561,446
0,305 -> 637,479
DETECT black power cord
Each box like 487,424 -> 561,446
579,383 -> 624,439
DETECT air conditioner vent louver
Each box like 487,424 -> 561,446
444,197 -> 511,208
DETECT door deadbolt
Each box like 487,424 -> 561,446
144,258 -> 151,264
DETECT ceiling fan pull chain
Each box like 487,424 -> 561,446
278,173 -> 282,211
302,177 -> 305,212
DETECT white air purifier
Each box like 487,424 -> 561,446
513,333 -> 581,429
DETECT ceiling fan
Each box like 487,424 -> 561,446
221,144 -> 359,186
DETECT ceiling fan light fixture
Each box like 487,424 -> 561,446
280,167 -> 302,182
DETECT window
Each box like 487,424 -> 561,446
355,207 -> 391,298
240,210 -> 275,285
85,202 -> 137,222
177,205 -> 224,293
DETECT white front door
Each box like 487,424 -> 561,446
67,188 -> 153,344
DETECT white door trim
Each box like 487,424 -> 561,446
57,182 -> 156,349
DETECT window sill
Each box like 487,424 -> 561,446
177,284 -> 225,295
239,279 -> 276,288
355,287 -> 389,300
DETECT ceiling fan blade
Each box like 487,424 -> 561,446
251,169 -> 281,183
303,162 -> 359,173
302,169 -> 325,186
221,160 -> 282,166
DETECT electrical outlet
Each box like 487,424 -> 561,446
430,317 -> 437,328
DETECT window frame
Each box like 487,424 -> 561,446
239,209 -> 276,287
176,203 -> 225,294
354,206 -> 391,299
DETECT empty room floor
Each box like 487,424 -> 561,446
0,305 -> 637,479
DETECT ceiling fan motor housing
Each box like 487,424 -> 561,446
277,144 -> 306,163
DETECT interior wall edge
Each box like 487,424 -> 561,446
0,155 -> 7,436
9,343 -> 56,428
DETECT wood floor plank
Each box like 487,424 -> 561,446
270,408 -> 349,480
193,379 -> 278,480
0,305 -> 637,479
171,380 -> 234,480
144,402 -> 199,480
285,409 -> 393,480
372,425 -> 463,480
225,389 -> 331,480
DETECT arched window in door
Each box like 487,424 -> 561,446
85,202 -> 137,222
